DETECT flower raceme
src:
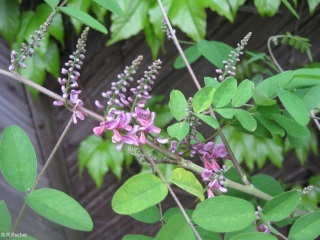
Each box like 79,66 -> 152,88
93,107 -> 166,150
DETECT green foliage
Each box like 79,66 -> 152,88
192,196 -> 256,232
234,109 -> 257,132
0,126 -> 37,192
192,86 -> 215,113
288,211 -> 320,240
254,0 -> 281,17
195,113 -> 219,129
112,173 -> 168,214
308,0 -> 320,15
163,207 -> 193,222
123,235 -> 153,240
222,127 -> 284,170
204,0 -> 234,22
167,122 -> 190,141
169,90 -> 188,121
174,45 -> 201,69
0,0 -> 20,43
44,0 -> 60,8
279,32 -> 312,61
26,188 -> 93,231
262,191 -> 300,222
0,201 -> 12,235
59,6 -> 107,34
93,0 -> 125,17
130,205 -> 160,223
78,134 -> 130,188
229,232 -> 277,240
212,77 -> 237,108
169,168 -> 205,201
224,224 -> 257,240
155,214 -> 196,240
232,80 -> 254,107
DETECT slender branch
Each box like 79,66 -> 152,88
11,117 -> 73,234
157,0 -> 248,184
267,36 -> 285,72
157,0 -> 201,90
0,68 -> 279,202
140,146 -> 202,240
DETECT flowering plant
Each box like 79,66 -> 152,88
0,0 -> 320,240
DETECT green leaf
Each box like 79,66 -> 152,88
308,0 -> 320,15
163,207 -> 193,222
229,232 -> 277,240
144,20 -> 162,59
281,0 -> 300,19
169,168 -> 205,201
0,201 -> 12,235
213,77 -> 237,108
195,113 -> 219,129
262,190 -> 300,222
49,12 -> 65,48
45,0 -> 60,8
215,108 -> 234,119
26,188 -> 93,231
192,86 -> 215,113
289,211 -> 320,240
254,114 -> 285,137
60,6 -> 108,34
169,90 -> 188,121
66,0 -> 92,34
204,0 -> 234,22
252,174 -> 283,205
256,68 -> 320,98
276,88 -> 309,126
167,122 -> 190,141
204,77 -> 220,88
45,40 -> 60,78
232,80 -> 254,107
192,196 -> 256,232
93,0 -> 125,16
271,114 -> 310,139
195,226 -> 222,240
228,0 -> 246,17
155,214 -> 196,240
78,135 -> 124,188
224,224 -> 257,240
174,45 -> 202,69
107,0 -> 150,45
91,1 -> 107,23
169,0 -> 206,41
123,235 -> 153,240
197,40 -> 234,69
130,205 -> 160,224
254,0 -> 281,17
19,53 -> 46,99
296,84 -> 320,111
234,109 -> 257,132
252,89 -> 277,106
0,126 -> 37,192
112,173 -> 168,214
0,0 -> 20,44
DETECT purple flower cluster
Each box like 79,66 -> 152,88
199,142 -> 228,198
9,12 -> 55,71
215,32 -> 252,81
95,57 -> 162,114
93,107 -> 166,150
53,27 -> 89,124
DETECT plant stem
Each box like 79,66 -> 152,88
0,69 -> 276,201
140,146 -> 202,240
11,117 -> 73,234
157,0 -> 248,184
267,36 -> 286,72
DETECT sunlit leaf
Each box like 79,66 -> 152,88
26,189 -> 93,231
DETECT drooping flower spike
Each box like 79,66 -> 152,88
53,27 -> 90,124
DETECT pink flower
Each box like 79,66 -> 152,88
134,107 -> 161,134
